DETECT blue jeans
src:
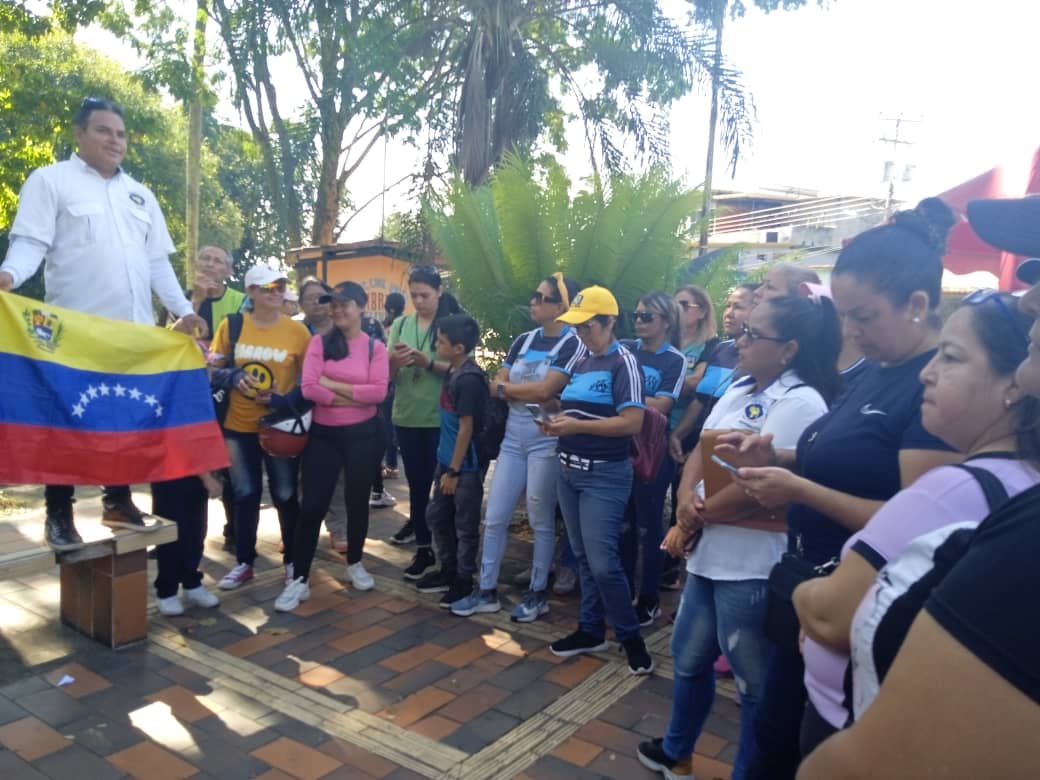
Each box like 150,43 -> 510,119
621,456 -> 676,602
224,429 -> 300,566
664,574 -> 771,780
557,459 -> 641,643
395,425 -> 439,546
479,416 -> 559,592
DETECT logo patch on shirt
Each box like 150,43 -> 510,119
129,192 -> 145,206
744,402 -> 765,420
860,403 -> 887,416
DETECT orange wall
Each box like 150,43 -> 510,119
323,255 -> 414,314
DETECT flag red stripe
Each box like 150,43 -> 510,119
0,421 -> 229,485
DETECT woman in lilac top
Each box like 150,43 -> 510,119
275,281 -> 390,612
793,291 -> 1040,755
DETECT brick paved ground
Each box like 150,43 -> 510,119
0,479 -> 737,779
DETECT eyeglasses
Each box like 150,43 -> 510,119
632,311 -> 659,323
740,322 -> 787,344
575,320 -> 597,333
676,300 -> 703,311
962,289 -> 1030,346
260,281 -> 287,293
530,291 -> 562,305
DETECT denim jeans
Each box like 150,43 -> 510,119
427,464 -> 484,581
151,476 -> 207,598
395,425 -> 439,547
620,455 -> 676,602
224,429 -> 300,566
743,643 -> 806,780
664,574 -> 771,780
479,415 -> 559,592
557,458 -> 640,643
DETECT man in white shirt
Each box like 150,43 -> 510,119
0,96 -> 207,550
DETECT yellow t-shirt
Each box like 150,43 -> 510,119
211,314 -> 312,433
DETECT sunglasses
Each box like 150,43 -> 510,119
260,281 -> 287,293
530,291 -> 562,305
740,322 -> 787,344
962,289 -> 1030,346
676,300 -> 703,311
632,311 -> 659,323
409,264 -> 440,279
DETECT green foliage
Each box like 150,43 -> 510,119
0,31 -> 244,296
427,154 -> 702,354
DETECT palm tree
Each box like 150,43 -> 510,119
427,154 -> 703,354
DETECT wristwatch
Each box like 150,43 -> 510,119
496,382 -> 507,399
445,467 -> 461,478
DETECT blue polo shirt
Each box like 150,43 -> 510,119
557,340 -> 644,461
622,339 -> 686,432
787,349 -> 954,564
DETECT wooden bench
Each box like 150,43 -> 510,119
0,505 -> 176,648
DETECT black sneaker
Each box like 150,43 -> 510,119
415,569 -> 454,593
45,504 -> 84,551
389,521 -> 415,545
549,630 -> 609,658
439,579 -> 474,609
622,636 -> 654,675
403,546 -> 436,581
636,737 -> 693,779
636,598 -> 661,627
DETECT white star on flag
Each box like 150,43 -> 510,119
87,385 -> 98,399
79,393 -> 89,406
99,383 -> 110,396
154,406 -> 163,417
113,385 -> 126,397
129,388 -> 141,400
72,404 -> 85,418
144,394 -> 157,407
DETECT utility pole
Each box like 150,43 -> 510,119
879,114 -> 921,218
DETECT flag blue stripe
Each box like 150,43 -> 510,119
0,352 -> 217,432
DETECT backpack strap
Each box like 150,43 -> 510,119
226,313 -> 244,367
954,464 -> 1011,512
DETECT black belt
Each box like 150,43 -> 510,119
558,452 -> 610,472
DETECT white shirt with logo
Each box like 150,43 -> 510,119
2,154 -> 189,323
688,370 -> 829,581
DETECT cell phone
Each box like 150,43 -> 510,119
710,454 -> 740,475
525,403 -> 550,423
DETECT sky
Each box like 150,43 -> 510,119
79,0 -> 1040,243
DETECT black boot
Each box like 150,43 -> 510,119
101,494 -> 154,531
45,503 -> 84,551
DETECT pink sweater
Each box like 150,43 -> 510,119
301,333 -> 389,426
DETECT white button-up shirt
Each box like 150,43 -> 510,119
2,154 -> 192,323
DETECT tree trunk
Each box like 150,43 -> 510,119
697,7 -> 724,257
185,0 -> 207,279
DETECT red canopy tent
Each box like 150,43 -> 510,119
939,146 -> 1040,290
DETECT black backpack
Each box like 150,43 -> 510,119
450,362 -> 508,465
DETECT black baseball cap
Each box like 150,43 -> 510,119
966,197 -> 1040,284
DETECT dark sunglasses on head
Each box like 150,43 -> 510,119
961,289 -> 1030,346
632,311 -> 659,323
260,281 -> 287,292
740,322 -> 786,344
530,291 -> 562,305
409,264 -> 440,279
676,300 -> 703,311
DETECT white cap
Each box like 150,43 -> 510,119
244,265 -> 288,288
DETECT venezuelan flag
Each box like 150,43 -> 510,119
0,292 -> 229,485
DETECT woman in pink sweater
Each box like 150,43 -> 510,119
275,281 -> 390,612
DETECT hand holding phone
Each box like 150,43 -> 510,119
525,403 -> 550,423
710,453 -> 740,475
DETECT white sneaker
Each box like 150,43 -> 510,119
346,562 -> 375,591
157,595 -> 185,616
284,563 -> 294,584
369,491 -> 397,508
274,577 -> 310,612
183,584 -> 220,609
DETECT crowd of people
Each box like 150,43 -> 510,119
3,96 -> 1040,779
